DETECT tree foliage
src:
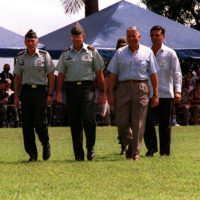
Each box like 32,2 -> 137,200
60,0 -> 98,16
60,0 -> 84,15
142,0 -> 200,30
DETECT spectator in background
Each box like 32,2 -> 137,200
189,79 -> 200,125
94,87 -> 111,126
190,67 -> 200,89
185,71 -> 192,80
175,78 -> 190,125
0,64 -> 14,90
5,78 -> 20,127
94,68 -> 111,127
185,75 -> 193,92
0,79 -> 8,127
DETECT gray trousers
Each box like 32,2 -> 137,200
115,81 -> 150,156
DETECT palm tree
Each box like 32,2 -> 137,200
60,0 -> 99,16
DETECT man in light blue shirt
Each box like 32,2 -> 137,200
108,26 -> 159,161
144,25 -> 182,157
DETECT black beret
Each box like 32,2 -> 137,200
116,37 -> 127,50
25,29 -> 37,38
71,22 -> 84,35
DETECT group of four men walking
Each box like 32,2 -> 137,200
13,22 -> 182,162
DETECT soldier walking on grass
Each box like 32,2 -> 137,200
56,23 -> 105,161
14,29 -> 55,162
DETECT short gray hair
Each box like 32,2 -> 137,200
126,26 -> 140,35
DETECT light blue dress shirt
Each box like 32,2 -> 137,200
152,44 -> 182,98
107,44 -> 158,81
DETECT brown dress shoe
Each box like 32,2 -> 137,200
133,155 -> 140,161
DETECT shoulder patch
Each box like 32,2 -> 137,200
17,51 -> 25,56
65,47 -> 71,52
87,46 -> 95,51
39,49 -> 47,54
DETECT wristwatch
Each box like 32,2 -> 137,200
153,93 -> 158,97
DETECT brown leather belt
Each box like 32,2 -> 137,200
120,80 -> 147,83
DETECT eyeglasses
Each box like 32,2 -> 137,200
150,34 -> 162,37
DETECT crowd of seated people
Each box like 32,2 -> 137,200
95,68 -> 200,127
175,77 -> 191,125
0,78 -> 20,128
0,64 -> 20,128
2,64 -> 200,128
175,68 -> 200,125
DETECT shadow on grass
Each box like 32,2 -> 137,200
46,157 -> 123,163
0,156 -> 124,164
0,151 -> 140,164
0,160 -> 35,164
0,159 -> 75,164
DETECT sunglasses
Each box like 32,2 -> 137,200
71,35 -> 83,40
150,34 -> 162,37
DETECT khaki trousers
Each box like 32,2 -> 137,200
115,81 -> 150,156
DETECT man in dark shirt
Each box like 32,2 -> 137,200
0,79 -> 8,127
0,64 -> 14,90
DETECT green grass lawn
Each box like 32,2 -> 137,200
0,126 -> 200,200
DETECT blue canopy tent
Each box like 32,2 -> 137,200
0,26 -> 45,58
40,0 -> 200,60
0,26 -> 26,57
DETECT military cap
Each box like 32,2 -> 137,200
116,37 -> 127,50
25,29 -> 37,38
71,22 -> 84,35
